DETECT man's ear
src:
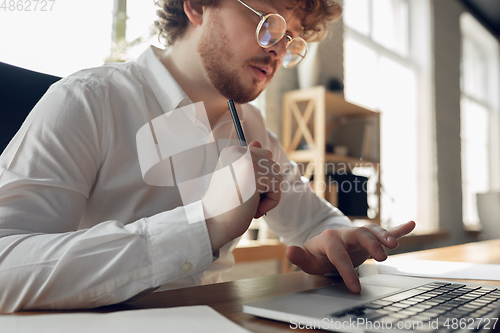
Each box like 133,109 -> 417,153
184,1 -> 204,26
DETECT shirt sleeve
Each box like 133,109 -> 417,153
0,76 -> 213,312
262,130 -> 352,246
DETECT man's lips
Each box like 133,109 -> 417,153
252,64 -> 272,76
249,64 -> 274,82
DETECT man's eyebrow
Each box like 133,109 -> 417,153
289,22 -> 303,38
251,1 -> 272,15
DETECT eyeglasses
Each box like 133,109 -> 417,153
236,0 -> 307,68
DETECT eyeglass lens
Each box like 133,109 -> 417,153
284,40 -> 306,67
258,15 -> 285,46
257,14 -> 306,68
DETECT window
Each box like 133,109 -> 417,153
107,0 -> 160,62
0,1 -> 114,77
344,0 -> 409,58
0,1 -> 162,76
460,13 -> 500,227
343,0 -> 434,231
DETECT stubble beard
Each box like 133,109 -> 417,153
197,13 -> 277,104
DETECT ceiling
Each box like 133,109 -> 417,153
460,0 -> 500,37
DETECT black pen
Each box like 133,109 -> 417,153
227,99 -> 268,216
227,100 -> 247,147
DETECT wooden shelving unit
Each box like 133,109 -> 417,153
282,86 -> 381,224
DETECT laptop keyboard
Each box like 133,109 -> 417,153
331,282 -> 500,332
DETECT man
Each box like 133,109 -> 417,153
0,0 -> 415,312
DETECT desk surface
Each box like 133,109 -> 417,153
23,239 -> 500,332
93,239 -> 500,332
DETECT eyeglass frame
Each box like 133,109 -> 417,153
236,0 -> 308,68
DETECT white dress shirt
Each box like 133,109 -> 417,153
0,46 -> 350,312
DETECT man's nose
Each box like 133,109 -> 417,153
265,37 -> 288,62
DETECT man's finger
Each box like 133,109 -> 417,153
248,141 -> 262,148
248,141 -> 273,159
254,169 -> 283,217
388,221 -> 416,239
324,240 -> 361,293
255,189 -> 281,217
286,245 -> 334,276
352,227 -> 387,261
253,158 -> 280,178
365,224 -> 399,249
286,246 -> 311,268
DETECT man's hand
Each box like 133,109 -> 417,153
286,221 -> 416,293
203,141 -> 283,253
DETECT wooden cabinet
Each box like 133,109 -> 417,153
282,86 -> 381,223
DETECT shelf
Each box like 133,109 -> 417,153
288,151 -> 379,168
284,86 -> 379,117
282,85 -> 381,223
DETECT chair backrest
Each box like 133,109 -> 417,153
477,192 -> 500,239
0,62 -> 61,153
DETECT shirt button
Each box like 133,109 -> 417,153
181,262 -> 193,274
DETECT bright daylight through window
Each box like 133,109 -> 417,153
0,1 -> 114,76
0,0 -> 158,77
460,13 -> 500,227
343,0 -> 434,231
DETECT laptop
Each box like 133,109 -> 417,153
243,273 -> 500,332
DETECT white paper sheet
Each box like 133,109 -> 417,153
376,258 -> 500,280
0,305 -> 251,333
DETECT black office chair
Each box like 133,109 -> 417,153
0,62 -> 61,152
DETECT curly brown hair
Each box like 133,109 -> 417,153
154,0 -> 342,46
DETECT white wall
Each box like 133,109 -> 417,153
432,0 -> 479,246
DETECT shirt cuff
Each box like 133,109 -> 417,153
184,200 -> 219,261
146,202 -> 214,286
184,200 -> 205,224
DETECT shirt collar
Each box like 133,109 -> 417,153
136,46 -> 192,116
136,45 -> 245,129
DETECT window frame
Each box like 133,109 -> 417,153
343,0 -> 436,231
460,12 -> 500,227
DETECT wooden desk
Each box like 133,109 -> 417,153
28,240 -> 500,332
